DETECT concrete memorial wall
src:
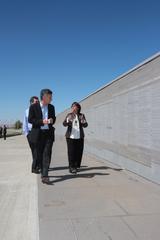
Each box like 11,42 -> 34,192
56,53 -> 160,184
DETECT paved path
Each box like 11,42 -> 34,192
38,136 -> 160,240
1,135 -> 160,240
0,136 -> 39,240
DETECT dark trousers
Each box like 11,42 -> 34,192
27,133 -> 39,171
4,133 -> 6,140
38,130 -> 53,177
66,138 -> 84,169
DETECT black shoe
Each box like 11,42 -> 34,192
69,168 -> 72,173
72,168 -> 77,174
42,177 -> 50,184
36,167 -> 41,173
69,168 -> 77,174
32,169 -> 40,174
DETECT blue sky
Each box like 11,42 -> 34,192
0,0 -> 160,124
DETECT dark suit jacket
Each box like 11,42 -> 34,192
28,103 -> 56,143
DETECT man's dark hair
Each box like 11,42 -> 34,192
40,89 -> 52,100
30,96 -> 39,105
71,102 -> 81,114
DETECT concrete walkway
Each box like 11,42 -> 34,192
39,136 -> 160,240
0,136 -> 39,240
1,136 -> 160,240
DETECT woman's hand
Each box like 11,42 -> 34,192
67,115 -> 73,123
81,119 -> 86,124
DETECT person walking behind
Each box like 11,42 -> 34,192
23,96 -> 40,174
0,126 -> 2,138
3,125 -> 7,140
28,89 -> 56,184
63,102 -> 88,174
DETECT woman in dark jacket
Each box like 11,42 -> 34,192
63,102 -> 88,174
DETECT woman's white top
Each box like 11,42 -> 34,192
69,114 -> 80,139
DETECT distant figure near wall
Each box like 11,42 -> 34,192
0,126 -> 2,138
3,125 -> 7,140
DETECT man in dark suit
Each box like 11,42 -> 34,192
28,89 -> 56,184
23,96 -> 40,174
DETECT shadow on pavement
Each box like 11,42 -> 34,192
47,172 -> 110,185
49,165 -> 123,172
48,165 -> 88,171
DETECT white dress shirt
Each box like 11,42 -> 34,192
23,108 -> 32,136
40,103 -> 49,130
70,114 -> 80,139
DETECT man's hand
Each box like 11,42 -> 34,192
43,118 -> 53,125
43,119 -> 49,125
